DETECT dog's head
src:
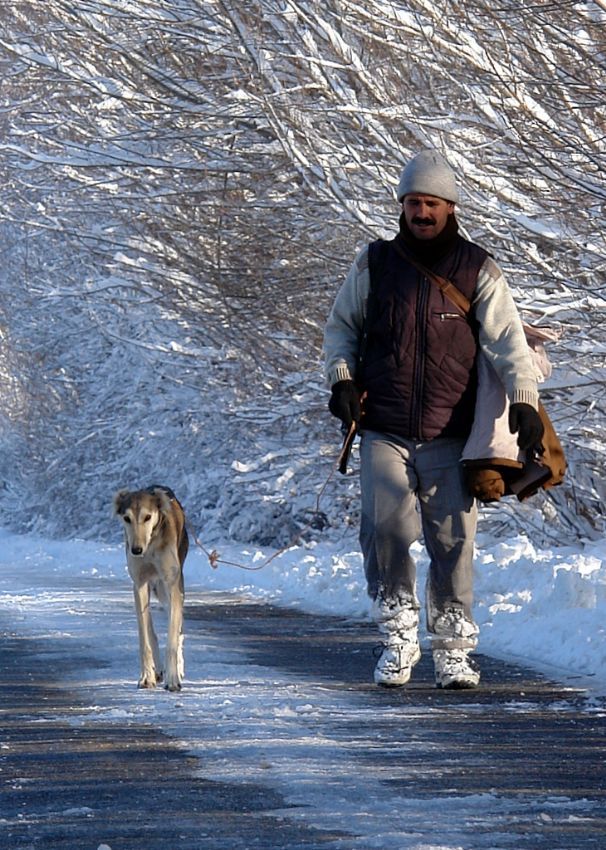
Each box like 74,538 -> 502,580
113,487 -> 173,557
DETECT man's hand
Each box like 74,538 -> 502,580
508,402 -> 544,453
328,380 -> 361,428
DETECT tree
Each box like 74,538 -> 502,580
0,0 -> 604,541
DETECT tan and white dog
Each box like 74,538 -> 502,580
113,485 -> 189,691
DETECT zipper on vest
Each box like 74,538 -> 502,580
411,275 -> 429,439
436,312 -> 464,321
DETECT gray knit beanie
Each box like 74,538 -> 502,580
396,150 -> 459,203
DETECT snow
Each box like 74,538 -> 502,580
1,523 -> 605,848
2,524 -> 605,692
1,2 -> 605,845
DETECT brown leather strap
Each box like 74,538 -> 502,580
392,237 -> 472,317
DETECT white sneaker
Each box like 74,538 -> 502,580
374,638 -> 421,687
372,589 -> 421,687
433,648 -> 480,689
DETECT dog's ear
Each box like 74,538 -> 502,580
113,489 -> 131,516
152,487 -> 173,517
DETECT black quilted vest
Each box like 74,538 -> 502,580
358,237 -> 488,440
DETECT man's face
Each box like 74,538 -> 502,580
402,194 -> 455,240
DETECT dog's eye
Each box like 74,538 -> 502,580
144,514 -> 152,523
123,516 -> 131,524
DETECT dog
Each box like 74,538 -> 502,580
113,485 -> 189,691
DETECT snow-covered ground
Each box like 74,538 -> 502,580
2,526 -> 605,693
1,525 -> 605,849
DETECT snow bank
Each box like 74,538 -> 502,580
2,526 -> 603,692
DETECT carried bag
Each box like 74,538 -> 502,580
390,238 -> 566,502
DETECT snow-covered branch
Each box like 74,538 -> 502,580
0,0 -> 604,541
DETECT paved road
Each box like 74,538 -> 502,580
1,597 -> 605,849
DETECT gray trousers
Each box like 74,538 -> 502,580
359,430 -> 478,644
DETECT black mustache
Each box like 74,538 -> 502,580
412,218 -> 436,226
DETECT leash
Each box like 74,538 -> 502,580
186,422 -> 358,572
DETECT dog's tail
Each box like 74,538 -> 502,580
151,579 -> 168,607
151,575 -> 184,608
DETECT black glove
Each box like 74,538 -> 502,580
508,402 -> 544,453
328,380 -> 361,428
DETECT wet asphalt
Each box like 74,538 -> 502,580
1,598 -> 605,850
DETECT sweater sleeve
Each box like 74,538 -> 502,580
472,256 -> 539,410
323,246 -> 370,387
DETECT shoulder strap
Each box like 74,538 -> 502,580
392,236 -> 472,317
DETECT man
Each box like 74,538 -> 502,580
323,150 -> 543,689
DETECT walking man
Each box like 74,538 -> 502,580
324,150 -> 543,689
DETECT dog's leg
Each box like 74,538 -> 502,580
147,582 -> 164,681
177,632 -> 185,682
133,581 -> 160,688
177,571 -> 185,681
164,578 -> 184,692
149,612 -> 163,683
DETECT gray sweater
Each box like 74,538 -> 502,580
323,244 -> 539,411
